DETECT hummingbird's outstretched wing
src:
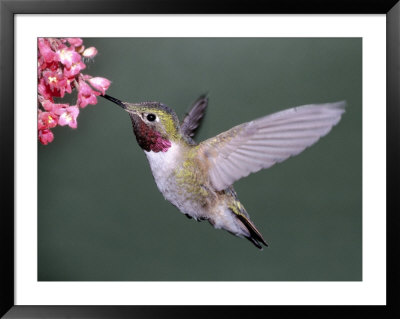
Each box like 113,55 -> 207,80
181,95 -> 208,138
199,101 -> 346,191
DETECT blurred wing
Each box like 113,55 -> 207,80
199,101 -> 346,191
181,95 -> 208,138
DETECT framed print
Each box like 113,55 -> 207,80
1,0 -> 399,318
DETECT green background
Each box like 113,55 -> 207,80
38,38 -> 362,281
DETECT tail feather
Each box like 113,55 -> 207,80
235,213 -> 268,249
246,236 -> 263,250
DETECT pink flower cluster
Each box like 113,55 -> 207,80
37,38 -> 111,145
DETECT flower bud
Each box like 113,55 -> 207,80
88,77 -> 111,95
38,129 -> 54,145
83,47 -> 98,58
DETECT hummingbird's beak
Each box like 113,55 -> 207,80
101,94 -> 126,109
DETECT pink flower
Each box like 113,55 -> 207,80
64,78 -> 73,94
67,38 -> 83,47
77,80 -> 99,108
38,56 -> 47,74
56,106 -> 79,129
38,79 -> 53,100
37,38 -> 111,145
88,77 -> 111,95
40,99 -> 70,114
83,47 -> 98,58
38,129 -> 54,145
56,47 -> 81,69
38,38 -> 56,63
42,70 -> 68,97
40,99 -> 55,112
38,111 -> 58,130
63,61 -> 86,78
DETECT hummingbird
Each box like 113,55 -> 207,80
102,94 -> 345,249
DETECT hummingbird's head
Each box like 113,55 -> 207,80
102,94 -> 180,153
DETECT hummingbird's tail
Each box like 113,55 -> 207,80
227,200 -> 268,250
235,213 -> 269,250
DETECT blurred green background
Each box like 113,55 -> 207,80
38,38 -> 361,281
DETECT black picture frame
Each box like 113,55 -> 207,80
1,0 -> 399,318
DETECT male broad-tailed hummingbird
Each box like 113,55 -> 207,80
102,94 -> 345,249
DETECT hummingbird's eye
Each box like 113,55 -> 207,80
146,113 -> 156,122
